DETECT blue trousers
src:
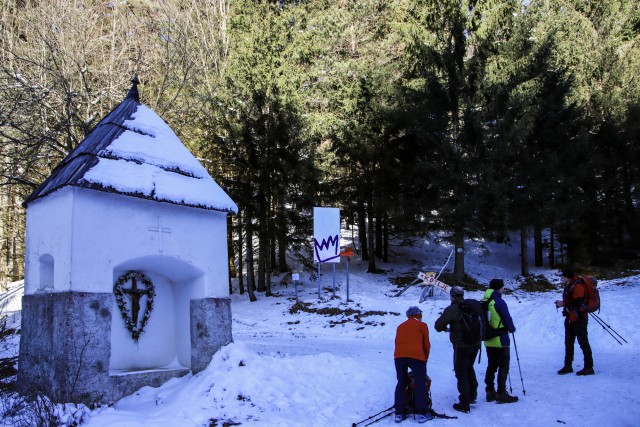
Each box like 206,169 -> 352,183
394,357 -> 427,415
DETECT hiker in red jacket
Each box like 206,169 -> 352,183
394,306 -> 431,423
554,269 -> 594,376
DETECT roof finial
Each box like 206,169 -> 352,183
127,75 -> 140,102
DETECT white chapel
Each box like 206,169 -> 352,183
18,77 -> 237,403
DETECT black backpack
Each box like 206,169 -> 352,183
458,299 -> 483,346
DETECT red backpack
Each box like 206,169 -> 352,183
579,275 -> 600,313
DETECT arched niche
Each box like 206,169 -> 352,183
110,255 -> 204,373
38,254 -> 54,290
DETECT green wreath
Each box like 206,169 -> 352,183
113,271 -> 155,341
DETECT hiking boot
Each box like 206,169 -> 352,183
486,390 -> 496,402
394,414 -> 404,423
496,392 -> 518,404
416,413 -> 433,423
576,367 -> 595,376
557,366 -> 573,375
452,403 -> 470,413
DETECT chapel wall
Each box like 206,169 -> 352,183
67,189 -> 229,297
23,188 -> 74,294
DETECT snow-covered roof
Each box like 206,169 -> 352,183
24,78 -> 237,213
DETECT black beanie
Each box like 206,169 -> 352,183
489,279 -> 504,290
561,269 -> 574,279
450,286 -> 464,299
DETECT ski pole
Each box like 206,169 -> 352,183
511,333 -> 526,395
362,410 -> 394,426
590,313 -> 628,343
588,313 -> 624,345
352,406 -> 394,427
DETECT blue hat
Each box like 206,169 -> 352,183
406,306 -> 422,317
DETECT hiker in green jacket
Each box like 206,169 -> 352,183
483,279 -> 518,404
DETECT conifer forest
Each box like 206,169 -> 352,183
1,1 -> 639,293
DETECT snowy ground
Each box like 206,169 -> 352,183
2,235 -> 639,426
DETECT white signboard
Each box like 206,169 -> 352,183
418,271 -> 451,293
313,207 -> 340,263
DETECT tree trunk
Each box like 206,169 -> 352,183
270,197 -> 277,274
534,223 -> 543,267
453,229 -> 465,281
549,226 -> 556,269
245,213 -> 257,302
227,214 -> 236,294
357,195 -> 368,260
375,206 -> 383,259
277,200 -> 288,272
257,230 -> 266,293
367,197 -> 376,272
270,235 -> 277,273
237,211 -> 245,295
265,218 -> 272,297
521,225 -> 530,277
383,211 -> 389,263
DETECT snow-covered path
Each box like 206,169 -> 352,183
4,238 -> 640,426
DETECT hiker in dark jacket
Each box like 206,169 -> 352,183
482,279 -> 517,404
434,286 -> 479,414
554,269 -> 594,376
393,306 -> 432,424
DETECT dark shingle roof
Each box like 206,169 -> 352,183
23,80 -> 140,207
23,78 -> 237,213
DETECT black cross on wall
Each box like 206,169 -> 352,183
122,276 -> 153,325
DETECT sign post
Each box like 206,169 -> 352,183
340,247 -> 356,301
313,207 -> 340,299
293,273 -> 300,302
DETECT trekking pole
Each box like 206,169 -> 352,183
590,313 -> 628,344
351,406 -> 394,427
511,333 -> 526,395
363,410 -> 394,426
507,373 -> 513,394
588,313 -> 624,345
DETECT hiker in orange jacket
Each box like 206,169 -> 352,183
554,269 -> 594,376
393,306 -> 431,423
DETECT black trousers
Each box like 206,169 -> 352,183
453,345 -> 479,406
564,316 -> 593,368
484,346 -> 510,393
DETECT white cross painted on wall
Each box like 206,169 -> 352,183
148,216 -> 172,253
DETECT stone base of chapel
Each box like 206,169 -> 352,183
17,291 -> 232,404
